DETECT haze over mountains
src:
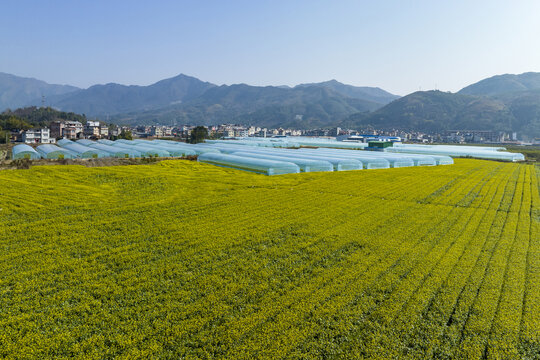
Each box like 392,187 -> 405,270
0,72 -> 398,128
295,80 -> 399,104
459,72 -> 540,96
0,72 -> 79,110
352,73 -> 540,138
1,71 -> 540,137
44,74 -> 217,116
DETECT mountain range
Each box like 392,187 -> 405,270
349,73 -> 540,138
0,72 -> 79,111
0,72 -> 397,128
459,72 -> 540,96
1,71 -> 540,138
42,74 -> 217,116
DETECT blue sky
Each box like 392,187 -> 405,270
1,0 -> 540,95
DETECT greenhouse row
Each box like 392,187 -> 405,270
196,144 -> 452,174
211,137 -> 525,162
10,137 -> 524,175
12,139 -> 201,160
386,143 -> 525,162
210,138 -> 368,149
198,153 -> 301,175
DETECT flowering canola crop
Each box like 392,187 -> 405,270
0,159 -> 538,359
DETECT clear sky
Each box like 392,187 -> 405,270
1,0 -> 540,95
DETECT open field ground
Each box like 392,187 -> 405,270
506,145 -> 540,163
0,159 -> 538,359
0,143 -> 11,161
0,156 -> 183,171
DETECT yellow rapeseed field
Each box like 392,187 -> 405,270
0,159 -> 538,359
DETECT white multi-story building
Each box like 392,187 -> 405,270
235,129 -> 249,137
22,128 -> 55,144
86,121 -> 100,127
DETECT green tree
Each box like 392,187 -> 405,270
0,129 -> 9,144
1,107 -> 87,129
118,130 -> 133,140
0,115 -> 32,131
189,126 -> 208,144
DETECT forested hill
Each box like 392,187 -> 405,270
343,90 -> 540,138
1,73 -> 398,128
0,107 -> 87,131
295,79 -> 399,104
113,83 -> 385,128
3,71 -> 540,136
0,72 -> 79,111
44,74 -> 218,116
459,72 -> 540,96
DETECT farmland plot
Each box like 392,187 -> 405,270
0,159 -> 538,359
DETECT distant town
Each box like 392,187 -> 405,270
9,120 -> 536,146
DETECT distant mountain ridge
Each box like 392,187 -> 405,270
459,72 -> 540,96
45,74 -> 217,116
340,72 -> 540,138
0,74 -> 397,128
0,72 -> 79,111
345,88 -> 540,138
296,79 -> 399,104
2,71 -> 540,137
346,91 -> 513,131
0,72 -> 397,128
114,83 -> 384,128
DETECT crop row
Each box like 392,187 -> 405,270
0,159 -> 537,359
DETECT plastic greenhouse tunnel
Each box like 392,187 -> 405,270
230,148 -> 362,171
36,144 -> 77,159
169,144 -> 220,155
198,153 -> 300,175
392,143 -> 507,151
139,142 -> 196,157
291,149 -> 390,169
424,155 -> 453,165
97,139 -> 115,145
111,142 -> 171,157
193,143 -> 248,152
236,137 -> 368,149
88,143 -> 142,158
193,143 -> 261,154
11,144 -> 41,160
150,140 -> 220,155
76,139 -> 96,146
57,138 -> 73,146
231,151 -> 334,172
308,148 -> 415,168
387,145 -> 524,162
194,145 -> 364,171
382,153 -> 437,166
59,142 -> 110,158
